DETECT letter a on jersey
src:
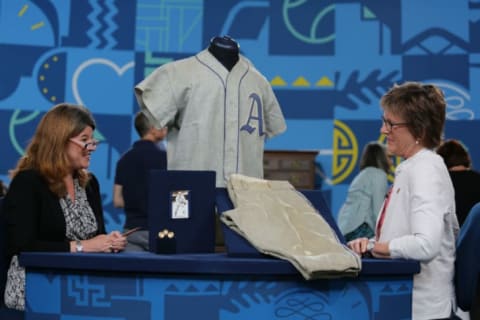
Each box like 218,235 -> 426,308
240,93 -> 264,136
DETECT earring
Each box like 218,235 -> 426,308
415,140 -> 419,145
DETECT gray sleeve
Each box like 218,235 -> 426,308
134,65 -> 178,129
262,81 -> 287,137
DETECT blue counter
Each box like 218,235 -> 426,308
20,252 -> 419,320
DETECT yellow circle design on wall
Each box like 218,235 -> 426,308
332,120 -> 358,185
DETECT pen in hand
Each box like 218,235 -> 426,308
122,227 -> 142,237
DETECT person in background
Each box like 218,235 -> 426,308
2,103 -> 126,310
0,180 -> 7,197
113,111 -> 167,251
348,82 -> 459,320
337,141 -> 390,242
436,139 -> 480,227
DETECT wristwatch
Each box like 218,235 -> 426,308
366,239 -> 375,252
75,240 -> 83,253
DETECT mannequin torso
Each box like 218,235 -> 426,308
208,35 -> 239,71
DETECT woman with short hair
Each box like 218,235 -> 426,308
348,82 -> 459,320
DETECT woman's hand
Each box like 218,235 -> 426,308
347,237 -> 391,259
74,232 -> 127,253
107,231 -> 127,253
347,237 -> 370,256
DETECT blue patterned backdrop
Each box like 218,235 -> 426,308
1,0 -> 479,232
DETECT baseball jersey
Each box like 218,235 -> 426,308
135,49 -> 286,187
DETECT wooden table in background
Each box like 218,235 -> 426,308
264,150 -> 319,189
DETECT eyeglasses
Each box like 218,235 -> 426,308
381,116 -> 410,132
69,138 -> 99,150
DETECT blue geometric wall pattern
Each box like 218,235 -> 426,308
1,0 -> 479,232
26,271 -> 414,320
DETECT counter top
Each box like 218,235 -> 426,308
20,252 -> 420,277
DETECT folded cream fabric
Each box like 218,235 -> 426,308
221,174 -> 361,280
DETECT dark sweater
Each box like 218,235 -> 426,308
449,169 -> 480,226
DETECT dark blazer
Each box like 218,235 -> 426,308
449,169 -> 480,226
2,169 -> 106,259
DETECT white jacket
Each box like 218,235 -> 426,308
378,149 -> 459,320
